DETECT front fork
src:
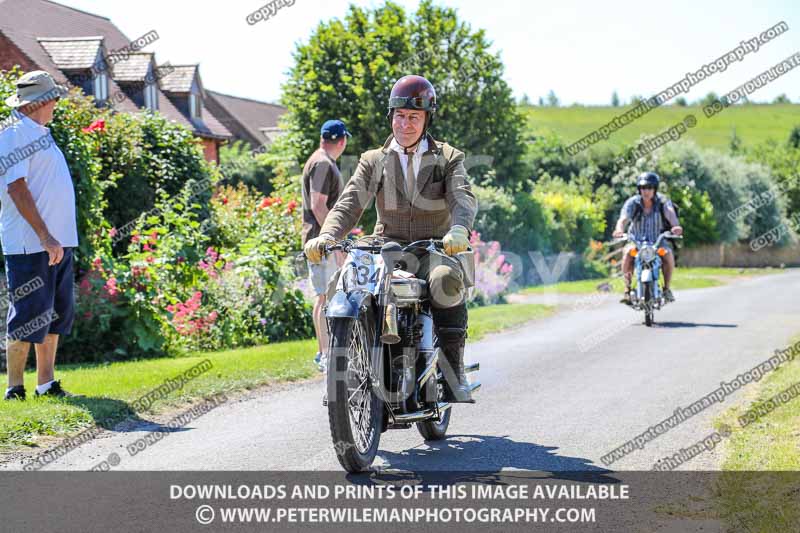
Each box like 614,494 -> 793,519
634,257 -> 663,302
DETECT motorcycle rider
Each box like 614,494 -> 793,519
612,172 -> 683,305
304,74 -> 478,403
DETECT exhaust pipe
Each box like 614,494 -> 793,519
380,302 -> 401,344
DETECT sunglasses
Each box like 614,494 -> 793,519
639,185 -> 655,190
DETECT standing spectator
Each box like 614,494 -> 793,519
301,119 -> 350,373
1,71 -> 78,400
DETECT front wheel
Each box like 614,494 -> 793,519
643,281 -> 654,327
327,313 -> 384,473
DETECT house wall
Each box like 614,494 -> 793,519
201,138 -> 219,163
0,32 -> 38,72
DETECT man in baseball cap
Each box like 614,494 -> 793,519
319,119 -> 351,141
1,71 -> 78,400
302,119 -> 351,380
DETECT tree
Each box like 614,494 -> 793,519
278,0 -> 527,189
629,95 -> 644,106
698,92 -> 719,107
773,94 -> 791,104
788,125 -> 800,149
538,96 -> 544,106
546,90 -> 559,107
611,91 -> 620,107
519,93 -> 531,106
674,96 -> 688,107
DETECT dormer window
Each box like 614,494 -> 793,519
189,91 -> 202,119
93,71 -> 108,103
144,82 -> 159,111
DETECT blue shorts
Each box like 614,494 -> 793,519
5,248 -> 75,344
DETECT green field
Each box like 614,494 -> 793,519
0,302 -> 553,452
524,104 -> 800,152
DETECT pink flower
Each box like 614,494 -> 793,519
81,119 -> 106,133
131,235 -> 141,244
103,276 -> 118,296
108,228 -> 117,238
145,255 -> 155,264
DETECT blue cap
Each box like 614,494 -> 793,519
320,119 -> 351,140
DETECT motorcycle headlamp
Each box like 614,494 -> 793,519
639,246 -> 656,262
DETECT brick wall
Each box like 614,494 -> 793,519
201,138 -> 219,163
0,32 -> 38,72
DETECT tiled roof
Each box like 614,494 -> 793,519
0,0 -> 222,138
206,90 -> 286,147
111,52 -> 153,82
158,64 -> 197,93
37,36 -> 103,70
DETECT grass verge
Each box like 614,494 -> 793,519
0,302 -> 554,451
518,267 -> 790,296
712,334 -> 800,531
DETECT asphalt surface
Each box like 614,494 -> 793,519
6,270 -> 800,472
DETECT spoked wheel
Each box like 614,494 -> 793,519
416,349 -> 451,441
643,282 -> 654,327
327,313 -> 383,473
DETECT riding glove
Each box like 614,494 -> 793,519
443,225 -> 470,256
304,234 -> 335,263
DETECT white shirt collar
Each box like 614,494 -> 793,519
389,136 -> 428,157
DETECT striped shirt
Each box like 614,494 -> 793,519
621,195 -> 679,244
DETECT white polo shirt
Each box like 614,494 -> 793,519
0,110 -> 78,255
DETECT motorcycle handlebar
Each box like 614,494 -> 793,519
612,231 -> 683,246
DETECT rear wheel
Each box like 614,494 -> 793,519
327,313 -> 383,472
643,282 -> 654,327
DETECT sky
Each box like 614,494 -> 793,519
56,0 -> 800,106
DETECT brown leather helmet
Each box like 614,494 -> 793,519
387,75 -> 437,114
387,75 -> 437,148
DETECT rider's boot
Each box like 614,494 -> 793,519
437,327 -> 475,404
620,288 -> 633,305
663,287 -> 675,302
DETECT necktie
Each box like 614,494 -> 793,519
406,151 -> 416,200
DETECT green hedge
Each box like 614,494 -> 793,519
0,68 -> 311,362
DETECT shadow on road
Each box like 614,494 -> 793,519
60,396 -> 192,434
345,434 -> 620,487
652,322 -> 738,329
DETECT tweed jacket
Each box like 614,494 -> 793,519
319,134 -> 478,243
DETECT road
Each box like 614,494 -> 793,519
7,270 -> 800,472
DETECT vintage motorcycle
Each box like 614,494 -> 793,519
616,231 -> 682,326
321,237 -> 480,473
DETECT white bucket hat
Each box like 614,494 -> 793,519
4,70 -> 69,109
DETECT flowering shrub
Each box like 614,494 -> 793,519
469,231 -> 514,307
